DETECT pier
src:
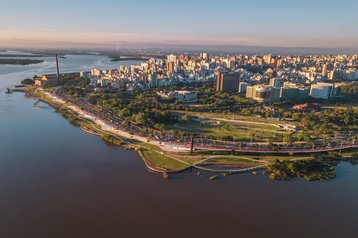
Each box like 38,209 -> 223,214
4,86 -> 26,94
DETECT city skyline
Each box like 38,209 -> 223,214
1,0 -> 358,51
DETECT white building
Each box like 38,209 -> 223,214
80,71 -> 88,79
91,68 -> 101,77
97,79 -> 108,87
200,53 -> 208,60
167,54 -> 177,63
157,91 -> 197,103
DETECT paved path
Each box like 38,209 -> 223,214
41,88 -> 358,155
192,164 -> 268,173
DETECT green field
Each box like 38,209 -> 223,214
201,156 -> 262,165
138,149 -> 190,172
167,119 -> 290,142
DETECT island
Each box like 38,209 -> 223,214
0,58 -> 44,65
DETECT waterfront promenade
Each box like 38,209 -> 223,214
39,87 -> 358,155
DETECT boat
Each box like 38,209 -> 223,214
5,88 -> 12,94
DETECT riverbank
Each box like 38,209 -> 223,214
26,87 -> 193,173
25,87 -> 268,173
24,86 -> 358,180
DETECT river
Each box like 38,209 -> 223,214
0,52 -> 357,238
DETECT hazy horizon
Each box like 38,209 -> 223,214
1,0 -> 358,53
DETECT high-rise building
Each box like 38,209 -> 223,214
270,58 -> 277,68
200,53 -> 208,60
216,72 -> 241,93
166,61 -> 175,73
166,54 -> 177,74
148,73 -> 158,88
269,78 -> 284,88
328,70 -> 343,81
277,59 -> 283,68
80,71 -> 88,79
141,74 -> 148,84
322,63 -> 328,77
91,68 -> 101,76
264,54 -> 272,65
223,58 -> 236,70
167,54 -> 177,63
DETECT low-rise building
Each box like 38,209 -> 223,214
246,85 -> 280,103
269,78 -> 284,88
157,90 -> 197,103
309,83 -> 333,99
34,74 -> 59,87
238,82 -> 248,94
293,103 -> 321,111
280,83 -> 310,101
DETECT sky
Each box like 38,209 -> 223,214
0,0 -> 357,50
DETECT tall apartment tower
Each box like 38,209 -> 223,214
166,54 -> 177,74
148,73 -> 158,88
276,59 -> 283,68
166,61 -> 175,73
322,63 -> 328,77
264,54 -> 272,65
167,54 -> 177,63
216,72 -> 241,93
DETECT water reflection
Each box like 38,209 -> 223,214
0,53 -> 357,238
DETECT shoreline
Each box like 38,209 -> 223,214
26,87 -> 192,174
24,86 -> 358,180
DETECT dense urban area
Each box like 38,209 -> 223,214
22,52 -> 358,181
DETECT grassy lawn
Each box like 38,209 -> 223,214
244,155 -> 311,161
167,120 -> 286,142
172,110 -> 300,125
139,149 -> 189,171
203,156 -> 262,165
135,141 -> 163,150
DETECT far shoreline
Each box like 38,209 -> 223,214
0,58 -> 44,65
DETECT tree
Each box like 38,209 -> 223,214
154,123 -> 165,131
283,134 -> 294,146
292,113 -> 301,121
134,112 -> 147,125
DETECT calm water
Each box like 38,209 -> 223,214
0,54 -> 357,238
